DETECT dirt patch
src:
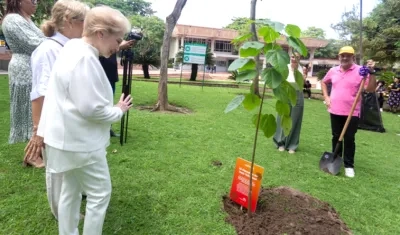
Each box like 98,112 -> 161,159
223,186 -> 352,235
212,160 -> 222,167
136,104 -> 192,114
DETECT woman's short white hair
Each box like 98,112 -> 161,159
82,5 -> 131,37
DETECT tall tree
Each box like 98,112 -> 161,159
332,0 -> 400,65
83,0 -> 155,16
301,26 -> 325,39
153,0 -> 187,112
130,15 -> 165,78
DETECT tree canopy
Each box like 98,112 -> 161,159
332,0 -> 400,65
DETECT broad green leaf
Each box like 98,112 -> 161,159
281,115 -> 292,136
294,70 -> 304,90
287,36 -> 308,57
232,33 -> 253,45
260,114 -> 277,138
240,41 -> 265,57
242,93 -> 261,111
252,113 -> 260,126
261,67 -> 283,89
228,58 -> 256,72
276,100 -> 290,116
264,43 -> 282,54
285,24 -> 301,38
224,95 -> 245,113
236,70 -> 258,82
273,80 -> 297,105
270,21 -> 285,33
265,49 -> 290,79
258,26 -> 280,43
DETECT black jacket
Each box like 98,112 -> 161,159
99,53 -> 119,83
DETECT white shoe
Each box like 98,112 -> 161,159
380,108 -> 383,112
278,146 -> 285,152
345,168 -> 355,178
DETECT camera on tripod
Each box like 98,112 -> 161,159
126,28 -> 143,41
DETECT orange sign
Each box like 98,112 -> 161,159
229,157 -> 264,212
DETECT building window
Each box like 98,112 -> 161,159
214,40 -> 232,52
216,60 -> 227,67
182,37 -> 211,49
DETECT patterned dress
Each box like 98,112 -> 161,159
387,82 -> 400,108
2,14 -> 45,144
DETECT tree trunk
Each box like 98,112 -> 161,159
155,0 -> 187,111
142,64 -> 150,79
190,64 -> 198,81
250,0 -> 261,97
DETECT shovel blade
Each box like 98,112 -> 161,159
319,151 -> 343,175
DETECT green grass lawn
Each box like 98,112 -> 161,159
1,76 -> 400,234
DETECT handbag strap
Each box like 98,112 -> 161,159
47,38 -> 64,47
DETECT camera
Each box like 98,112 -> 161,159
126,28 -> 143,41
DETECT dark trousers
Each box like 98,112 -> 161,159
303,88 -> 311,98
110,81 -> 116,95
378,94 -> 384,108
330,113 -> 359,168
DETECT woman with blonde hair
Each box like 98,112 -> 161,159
24,0 -> 89,220
2,0 -> 45,168
32,5 -> 132,234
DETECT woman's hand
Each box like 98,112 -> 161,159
24,132 -> 44,162
116,94 -> 133,113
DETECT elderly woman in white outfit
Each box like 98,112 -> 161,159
29,6 -> 132,235
25,0 -> 89,221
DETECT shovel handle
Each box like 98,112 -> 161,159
332,78 -> 366,158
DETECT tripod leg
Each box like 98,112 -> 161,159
120,55 -> 129,146
124,58 -> 133,144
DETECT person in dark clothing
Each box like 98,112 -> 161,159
100,39 -> 136,137
303,80 -> 312,99
375,80 -> 386,112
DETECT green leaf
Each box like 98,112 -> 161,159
276,100 -> 290,116
287,36 -> 308,57
264,43 -> 282,54
224,95 -> 245,113
281,115 -> 292,136
294,70 -> 304,90
240,41 -> 265,57
232,33 -> 253,45
260,114 -> 277,138
236,70 -> 258,82
258,26 -> 280,43
285,24 -> 301,38
270,21 -> 285,33
261,67 -> 283,89
227,58 -> 256,72
242,93 -> 261,111
273,81 -> 297,105
265,49 -> 290,79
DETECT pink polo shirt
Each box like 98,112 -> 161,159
322,64 -> 369,117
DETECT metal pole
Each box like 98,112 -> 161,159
359,0 -> 363,65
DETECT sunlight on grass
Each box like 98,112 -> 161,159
0,77 -> 399,234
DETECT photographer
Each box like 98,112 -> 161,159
100,39 -> 136,137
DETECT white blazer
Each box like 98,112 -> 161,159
37,38 -> 123,152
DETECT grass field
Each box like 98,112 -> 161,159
0,76 -> 399,234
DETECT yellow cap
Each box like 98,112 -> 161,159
338,46 -> 355,55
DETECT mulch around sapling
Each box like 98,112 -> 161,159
223,186 -> 352,235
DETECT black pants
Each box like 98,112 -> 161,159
330,113 -> 359,168
303,88 -> 311,98
378,94 -> 384,108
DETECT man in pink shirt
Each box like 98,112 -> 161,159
321,46 -> 376,178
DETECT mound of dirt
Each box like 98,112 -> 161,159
223,186 -> 352,235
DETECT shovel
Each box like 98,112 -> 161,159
319,78 -> 366,175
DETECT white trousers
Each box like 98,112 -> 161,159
45,170 -> 63,219
51,149 -> 112,235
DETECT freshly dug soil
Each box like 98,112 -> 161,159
223,186 -> 352,235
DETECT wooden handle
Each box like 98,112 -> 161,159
338,79 -> 366,141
